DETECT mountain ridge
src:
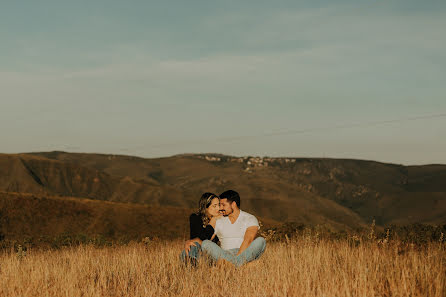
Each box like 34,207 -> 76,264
1,151 -> 445,233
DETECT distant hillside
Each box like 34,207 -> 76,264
1,152 -> 445,232
0,153 -> 183,205
0,191 -> 188,240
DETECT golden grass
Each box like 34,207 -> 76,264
0,240 -> 444,297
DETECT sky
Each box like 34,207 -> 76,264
1,0 -> 445,165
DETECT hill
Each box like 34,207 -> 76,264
0,191 -> 279,244
0,152 -> 445,234
0,191 -> 190,242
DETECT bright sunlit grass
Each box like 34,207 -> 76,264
0,239 -> 444,297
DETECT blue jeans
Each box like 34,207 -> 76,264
201,237 -> 266,267
180,242 -> 201,265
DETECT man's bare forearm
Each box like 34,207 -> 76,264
237,226 -> 259,255
237,238 -> 253,255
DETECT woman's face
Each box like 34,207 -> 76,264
206,197 -> 220,217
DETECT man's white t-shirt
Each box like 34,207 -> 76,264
214,210 -> 260,250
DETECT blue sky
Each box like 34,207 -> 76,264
1,0 -> 445,164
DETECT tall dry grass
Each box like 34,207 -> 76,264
0,239 -> 444,297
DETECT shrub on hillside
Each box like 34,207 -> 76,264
379,223 -> 446,245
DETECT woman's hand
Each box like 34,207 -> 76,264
184,238 -> 202,253
184,240 -> 195,253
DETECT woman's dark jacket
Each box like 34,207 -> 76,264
189,213 -> 219,243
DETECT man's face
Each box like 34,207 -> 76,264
219,198 -> 234,216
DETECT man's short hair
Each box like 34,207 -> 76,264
219,190 -> 240,208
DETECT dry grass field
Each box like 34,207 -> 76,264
1,238 -> 444,297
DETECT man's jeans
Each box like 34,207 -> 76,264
180,242 -> 201,265
201,237 -> 266,267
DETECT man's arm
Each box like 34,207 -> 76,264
237,226 -> 258,255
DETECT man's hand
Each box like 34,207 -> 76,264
237,226 -> 258,255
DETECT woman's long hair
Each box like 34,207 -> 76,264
196,192 -> 219,227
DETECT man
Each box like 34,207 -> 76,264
201,190 -> 266,267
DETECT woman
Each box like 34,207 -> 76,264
180,192 -> 221,265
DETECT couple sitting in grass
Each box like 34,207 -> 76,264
180,190 -> 266,267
